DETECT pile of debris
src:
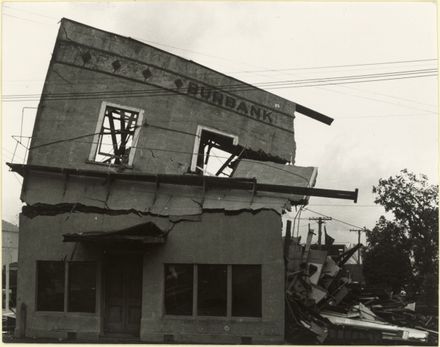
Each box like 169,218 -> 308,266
284,232 -> 438,345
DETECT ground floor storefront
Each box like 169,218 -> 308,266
15,210 -> 285,344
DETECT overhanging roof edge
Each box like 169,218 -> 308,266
7,163 -> 358,202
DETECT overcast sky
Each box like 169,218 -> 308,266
2,2 -> 438,245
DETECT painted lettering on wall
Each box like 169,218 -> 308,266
186,82 -> 273,124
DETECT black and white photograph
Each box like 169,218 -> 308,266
2,1 -> 438,345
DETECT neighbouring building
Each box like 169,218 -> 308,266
2,220 -> 19,312
8,19 -> 357,343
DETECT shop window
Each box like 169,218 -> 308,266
191,126 -> 240,177
164,264 -> 193,316
164,264 -> 261,318
68,262 -> 97,313
197,265 -> 227,316
36,261 -> 97,313
232,265 -> 262,317
89,102 -> 144,166
37,261 -> 65,311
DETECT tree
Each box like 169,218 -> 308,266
363,216 -> 413,294
365,170 -> 438,302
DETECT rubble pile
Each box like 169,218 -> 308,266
284,234 -> 438,345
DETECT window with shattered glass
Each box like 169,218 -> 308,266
192,127 -> 242,177
93,105 -> 140,165
191,126 -> 287,177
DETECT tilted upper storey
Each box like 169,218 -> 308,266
28,19 -> 329,175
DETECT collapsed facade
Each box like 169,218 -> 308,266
8,19 -> 358,343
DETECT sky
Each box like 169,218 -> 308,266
2,2 -> 438,246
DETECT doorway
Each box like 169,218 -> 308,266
103,254 -> 143,336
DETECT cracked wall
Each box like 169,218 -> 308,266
27,19 -> 297,175
17,207 -> 285,343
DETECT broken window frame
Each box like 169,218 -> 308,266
164,263 -> 262,319
190,125 -> 240,177
35,260 -> 97,313
89,101 -> 144,167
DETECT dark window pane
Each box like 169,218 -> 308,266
232,265 -> 262,317
37,261 -> 65,311
197,265 -> 227,316
68,262 -> 96,313
164,264 -> 193,315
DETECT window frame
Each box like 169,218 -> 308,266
190,125 -> 239,174
88,101 -> 145,167
163,263 -> 262,320
35,260 -> 97,314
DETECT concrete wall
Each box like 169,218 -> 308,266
27,19 -> 296,173
16,210 -> 284,343
140,210 -> 285,344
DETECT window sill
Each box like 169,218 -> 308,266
163,315 -> 262,322
85,160 -> 133,170
35,311 -> 97,317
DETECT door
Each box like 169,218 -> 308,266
103,254 -> 143,335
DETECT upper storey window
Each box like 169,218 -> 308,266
89,102 -> 144,167
191,126 -> 239,177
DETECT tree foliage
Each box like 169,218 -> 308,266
365,170 -> 438,301
363,216 -> 413,293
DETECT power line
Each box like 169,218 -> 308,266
309,204 -> 380,207
10,133 -> 313,183
337,84 -> 438,109
4,67 -> 437,97
304,207 -> 368,230
3,69 -> 437,102
6,6 -> 437,79
2,12 -> 56,26
3,5 -> 60,20
338,113 -> 437,119
3,13 -> 437,116
229,58 -> 438,74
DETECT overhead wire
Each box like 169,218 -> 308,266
11,131 -> 314,183
304,207 -> 369,230
3,4 -> 60,20
3,9 -> 437,118
2,69 -> 437,103
229,58 -> 438,74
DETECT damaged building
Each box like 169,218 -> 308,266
7,19 -> 360,343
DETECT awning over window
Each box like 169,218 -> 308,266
63,222 -> 166,244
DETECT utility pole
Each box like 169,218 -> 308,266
309,217 -> 332,248
350,227 -> 367,264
